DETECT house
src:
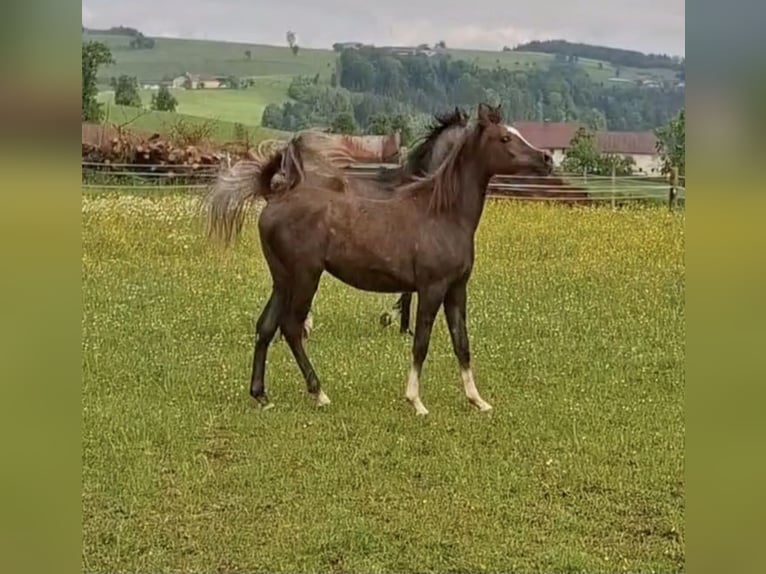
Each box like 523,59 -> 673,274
512,121 -> 662,174
170,73 -> 224,89
378,46 -> 437,57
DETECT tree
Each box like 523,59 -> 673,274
286,30 -> 299,55
367,113 -> 392,135
261,103 -> 284,129
244,49 -> 252,60
654,108 -> 685,175
150,85 -> 177,112
562,127 -> 635,175
561,128 -> 602,174
436,40 -> 446,49
331,112 -> 357,134
129,34 -> 155,49
390,113 -> 413,146
82,41 -> 114,121
112,75 -> 142,107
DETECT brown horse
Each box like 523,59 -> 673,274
206,103 -> 553,415
220,107 -> 471,339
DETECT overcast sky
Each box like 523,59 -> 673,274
82,0 -> 685,56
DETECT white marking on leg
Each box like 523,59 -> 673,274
314,389 -> 331,407
303,313 -> 313,339
405,365 -> 429,415
461,368 -> 493,412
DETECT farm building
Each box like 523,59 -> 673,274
170,73 -> 225,89
512,121 -> 662,174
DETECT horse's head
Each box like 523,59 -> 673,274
474,103 -> 553,176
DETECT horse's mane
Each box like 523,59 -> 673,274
374,107 -> 467,184
398,112 -> 489,215
402,107 -> 468,177
253,130 -> 354,194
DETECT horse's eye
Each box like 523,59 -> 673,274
501,135 -> 511,143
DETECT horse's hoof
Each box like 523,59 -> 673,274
313,390 -> 331,407
252,394 -> 273,410
472,400 -> 493,413
400,328 -> 414,337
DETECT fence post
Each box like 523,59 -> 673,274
668,166 -> 679,210
611,163 -> 617,209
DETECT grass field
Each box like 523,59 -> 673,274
84,34 -> 337,84
97,76 -> 292,127
82,192 -> 685,572
97,103 -> 286,144
451,49 -> 677,84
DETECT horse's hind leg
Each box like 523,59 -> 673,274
399,292 -> 414,335
250,290 -> 284,408
280,274 -> 330,407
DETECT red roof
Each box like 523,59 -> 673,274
595,131 -> 658,155
512,121 -> 584,150
513,121 -> 658,155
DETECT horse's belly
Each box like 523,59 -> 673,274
325,264 -> 409,293
324,238 -> 414,293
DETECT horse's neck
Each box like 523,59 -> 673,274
455,161 -> 492,233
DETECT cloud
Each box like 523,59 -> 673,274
81,2 -> 93,26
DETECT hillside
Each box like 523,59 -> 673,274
83,30 -> 683,144
83,33 -> 337,85
82,31 -> 676,87
95,103 -> 286,144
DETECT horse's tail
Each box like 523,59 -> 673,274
203,158 -> 272,246
204,130 -> 355,245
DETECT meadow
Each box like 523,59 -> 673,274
84,34 -> 337,84
96,103 -> 286,145
97,75 -> 292,127
82,192 -> 685,573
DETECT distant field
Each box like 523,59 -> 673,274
97,103 -> 286,144
97,76 -> 291,126
449,49 -> 677,83
83,32 -> 674,88
84,33 -> 337,84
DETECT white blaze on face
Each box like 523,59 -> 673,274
505,125 -> 545,154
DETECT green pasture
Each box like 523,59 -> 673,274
453,48 -> 677,83
84,33 -> 337,84
97,103 -> 286,144
97,75 -> 290,126
82,193 -> 684,573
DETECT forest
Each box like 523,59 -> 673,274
261,47 -> 685,136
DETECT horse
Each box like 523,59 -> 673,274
205,102 -> 553,415
243,107 -> 471,339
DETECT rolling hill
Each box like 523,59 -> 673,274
82,30 -> 680,143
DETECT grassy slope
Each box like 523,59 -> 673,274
82,195 -> 685,573
98,103 -> 286,144
98,76 -> 291,126
85,33 -> 337,83
449,48 -> 677,83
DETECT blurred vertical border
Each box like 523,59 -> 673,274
0,2 -> 81,574
688,2 -> 766,574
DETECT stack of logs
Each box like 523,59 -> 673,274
81,131 -> 229,173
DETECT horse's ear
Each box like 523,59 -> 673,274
477,102 -> 491,127
488,103 -> 503,124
